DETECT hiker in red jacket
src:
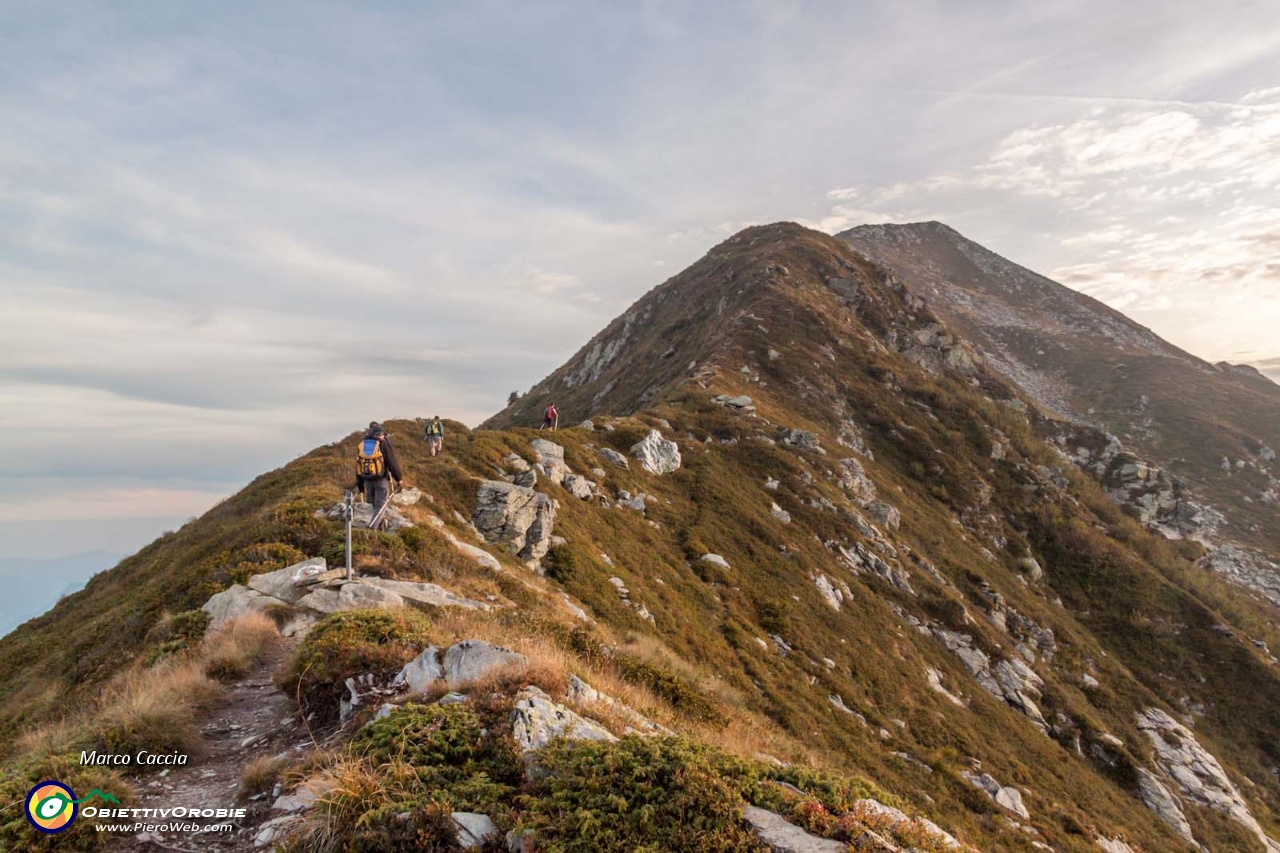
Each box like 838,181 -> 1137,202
540,403 -> 559,431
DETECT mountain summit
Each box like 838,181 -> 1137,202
840,222 -> 1280,602
2,223 -> 1278,853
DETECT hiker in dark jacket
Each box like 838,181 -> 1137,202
355,422 -> 402,529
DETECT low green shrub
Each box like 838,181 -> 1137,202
276,610 -> 433,723
519,735 -> 765,853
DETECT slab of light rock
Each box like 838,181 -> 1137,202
511,685 -> 616,752
443,640 -> 528,685
865,500 -> 900,530
363,578 -> 491,612
247,558 -> 326,604
630,430 -> 681,475
1136,707 -> 1279,849
391,487 -> 424,507
202,584 -> 277,629
451,812 -> 497,849
1135,768 -> 1195,844
742,805 -> 845,853
699,553 -> 730,569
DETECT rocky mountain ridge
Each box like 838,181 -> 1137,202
839,221 -> 1280,576
1,222 -> 1278,853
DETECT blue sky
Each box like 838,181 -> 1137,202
2,1 -> 1279,559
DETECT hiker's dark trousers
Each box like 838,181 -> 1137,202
364,477 -> 390,528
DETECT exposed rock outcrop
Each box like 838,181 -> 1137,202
742,805 -> 844,853
472,480 -> 557,564
530,438 -> 569,486
630,429 -> 681,474
933,629 -> 1046,731
1136,707 -> 1280,850
510,685 -> 617,752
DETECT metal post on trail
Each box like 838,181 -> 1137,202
343,490 -> 354,580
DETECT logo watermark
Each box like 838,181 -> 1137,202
24,780 -> 245,837
24,782 -> 118,834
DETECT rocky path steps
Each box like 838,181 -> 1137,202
105,639 -> 302,853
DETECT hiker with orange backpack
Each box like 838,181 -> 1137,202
355,422 -> 403,530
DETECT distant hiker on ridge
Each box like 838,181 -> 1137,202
425,416 -> 445,457
355,422 -> 402,529
540,403 -> 559,431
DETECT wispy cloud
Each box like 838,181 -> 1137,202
2,0 -> 1278,558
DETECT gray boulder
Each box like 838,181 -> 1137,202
472,480 -> 557,563
630,430 -> 681,475
530,439 -> 569,485
363,578 -> 490,611
1136,707 -> 1279,849
563,474 -> 594,499
393,647 -> 443,693
325,500 -> 413,532
443,640 -> 528,685
600,447 -> 630,469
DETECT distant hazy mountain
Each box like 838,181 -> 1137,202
0,551 -> 119,637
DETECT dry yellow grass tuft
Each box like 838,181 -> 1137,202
201,611 -> 280,679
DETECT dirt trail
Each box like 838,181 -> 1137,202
104,639 -> 306,853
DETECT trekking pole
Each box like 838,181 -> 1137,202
343,490 -> 354,580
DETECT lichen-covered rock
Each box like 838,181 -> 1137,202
472,480 -> 557,563
963,771 -> 1031,819
933,629 -> 1047,730
566,675 -> 670,735
865,500 -> 900,530
845,800 -> 962,850
324,500 -> 414,532
510,685 -> 617,752
630,430 -> 681,474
